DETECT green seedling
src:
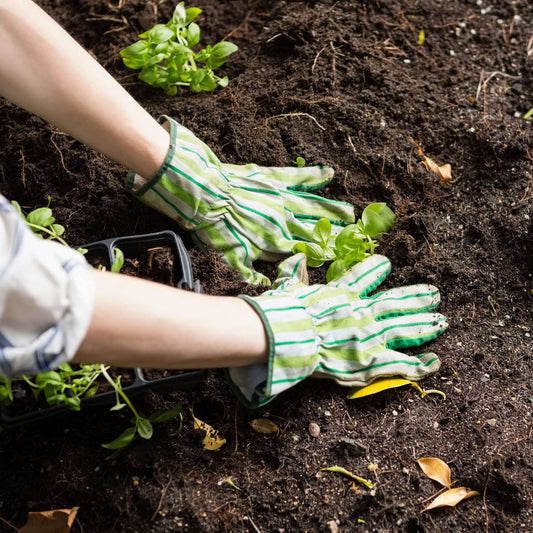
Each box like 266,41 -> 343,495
111,247 -> 125,273
120,2 -> 238,95
293,203 -> 396,281
293,156 -> 306,168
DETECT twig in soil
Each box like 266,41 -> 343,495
243,515 -> 262,533
86,12 -> 129,34
0,514 -> 17,530
151,475 -> 173,521
50,132 -> 73,175
19,148 -> 26,188
475,70 -> 521,115
312,44 -> 328,73
265,113 -> 325,131
482,428 -> 532,533
347,135 -> 370,168
527,35 -> 533,57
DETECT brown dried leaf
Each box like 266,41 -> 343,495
422,487 -> 480,512
424,157 -> 453,184
417,457 -> 452,488
250,418 -> 279,435
18,507 -> 79,533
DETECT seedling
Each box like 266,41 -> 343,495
120,2 -> 238,95
293,156 -> 306,167
293,202 -> 396,281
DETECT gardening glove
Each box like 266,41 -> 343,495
128,115 -> 355,285
228,253 -> 447,407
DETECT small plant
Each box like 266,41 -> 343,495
3,199 -> 180,447
120,2 -> 238,95
293,156 -> 306,168
293,203 -> 396,282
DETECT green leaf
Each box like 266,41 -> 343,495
172,2 -> 187,26
51,223 -> 65,237
111,247 -> 124,273
140,24 -> 174,44
10,201 -> 23,217
120,40 -> 149,58
326,259 -> 348,282
102,426 -> 136,449
149,405 -> 182,424
137,418 -> 154,440
110,402 -> 126,411
292,242 -> 326,267
198,73 -> 217,92
312,218 -> 332,247
294,156 -> 306,168
211,41 -> 238,59
64,396 -> 81,411
217,76 -> 229,87
26,207 -> 53,227
361,203 -> 396,237
185,7 -> 202,24
187,22 -> 200,46
35,371 -> 62,387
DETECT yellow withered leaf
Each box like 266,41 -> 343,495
422,487 -> 480,512
250,418 -> 280,435
347,378 -> 413,399
423,157 -> 453,184
190,409 -> 226,451
322,466 -> 374,489
417,457 -> 452,488
18,507 -> 79,533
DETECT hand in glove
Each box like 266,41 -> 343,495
228,253 -> 448,407
128,116 -> 354,284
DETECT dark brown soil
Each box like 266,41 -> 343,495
0,0 -> 532,531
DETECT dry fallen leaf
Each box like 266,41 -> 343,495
422,487 -> 480,512
190,409 -> 226,451
250,418 -> 279,435
417,457 -> 452,488
18,507 -> 79,533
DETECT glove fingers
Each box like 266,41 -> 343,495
222,163 -> 334,191
361,312 -> 448,350
272,253 -> 309,290
282,189 -> 355,226
333,254 -> 391,295
193,224 -> 271,285
354,284 -> 441,317
317,351 -> 441,387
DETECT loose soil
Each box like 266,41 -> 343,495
0,0 -> 531,531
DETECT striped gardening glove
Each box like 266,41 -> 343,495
228,253 -> 448,407
128,116 -> 354,285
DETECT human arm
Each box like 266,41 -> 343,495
0,1 -> 355,284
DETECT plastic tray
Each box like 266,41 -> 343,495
0,231 -> 207,428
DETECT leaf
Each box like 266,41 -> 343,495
361,203 -> 396,237
313,218 -> 332,246
18,507 -> 79,533
190,409 -> 226,451
149,405 -> 183,424
136,417 -> 154,440
26,207 -> 54,227
322,466 -> 374,489
422,487 -> 479,512
418,30 -> 425,44
292,242 -> 326,267
417,457 -> 452,488
111,247 -> 124,273
347,378 -> 414,399
418,149 -> 453,185
211,41 -> 239,59
102,426 -> 136,449
250,418 -> 279,435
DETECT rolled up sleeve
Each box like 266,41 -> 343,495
0,194 -> 94,377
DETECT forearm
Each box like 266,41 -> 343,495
0,0 -> 168,179
73,270 -> 268,369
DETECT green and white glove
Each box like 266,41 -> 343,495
128,116 -> 354,284
228,253 -> 448,407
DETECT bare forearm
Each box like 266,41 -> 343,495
73,270 -> 268,369
0,0 -> 168,178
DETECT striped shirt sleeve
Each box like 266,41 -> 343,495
0,194 -> 94,377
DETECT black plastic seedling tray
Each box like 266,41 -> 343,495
0,230 -> 207,428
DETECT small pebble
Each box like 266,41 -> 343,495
309,422 -> 321,438
324,410 -> 332,417
486,418 -> 497,427
327,520 -> 339,533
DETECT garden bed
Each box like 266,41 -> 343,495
0,0 -> 531,531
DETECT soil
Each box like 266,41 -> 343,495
0,0 -> 531,532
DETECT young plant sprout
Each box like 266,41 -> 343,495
120,2 -> 238,95
293,203 -> 396,281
